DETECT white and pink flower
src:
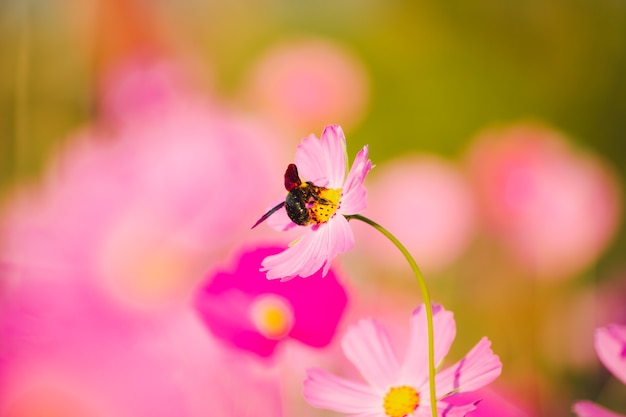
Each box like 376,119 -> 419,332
259,124 -> 372,280
303,304 -> 502,417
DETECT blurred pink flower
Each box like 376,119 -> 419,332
259,125 -> 372,280
303,304 -> 502,417
97,56 -> 192,124
194,245 -> 348,358
0,265 -> 283,417
573,324 -> 626,417
0,55 -> 289,414
0,57 -> 284,312
355,154 -> 476,274
240,37 -> 370,134
466,124 -> 621,279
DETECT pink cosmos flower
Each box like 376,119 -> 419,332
259,125 -> 372,280
573,324 -> 626,417
303,304 -> 502,417
194,245 -> 348,358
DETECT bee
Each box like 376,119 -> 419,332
251,164 -> 336,229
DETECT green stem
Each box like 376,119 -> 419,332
346,214 -> 438,417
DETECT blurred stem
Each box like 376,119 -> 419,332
14,0 -> 31,177
346,214 -> 438,417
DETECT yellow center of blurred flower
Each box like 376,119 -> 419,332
250,294 -> 295,339
383,385 -> 420,417
309,187 -> 341,223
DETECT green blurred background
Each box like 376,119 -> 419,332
2,1 -> 625,175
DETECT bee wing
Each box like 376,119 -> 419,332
251,201 -> 285,229
284,164 -> 302,191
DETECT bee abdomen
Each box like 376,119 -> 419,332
285,188 -> 311,226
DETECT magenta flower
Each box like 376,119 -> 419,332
257,124 -> 372,280
303,304 -> 502,417
194,245 -> 348,358
573,324 -> 626,417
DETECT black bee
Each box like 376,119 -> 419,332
251,164 -> 334,228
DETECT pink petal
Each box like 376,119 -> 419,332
435,337 -> 502,397
303,368 -> 383,415
194,287 -> 280,357
261,230 -> 326,280
413,399 -> 479,417
573,401 -> 626,417
595,324 -> 626,385
400,304 -> 456,388
320,125 -> 349,188
439,400 -> 481,417
339,145 -> 372,215
261,216 -> 353,280
295,125 -> 347,188
347,413 -> 387,417
341,318 -> 401,392
321,215 -> 355,276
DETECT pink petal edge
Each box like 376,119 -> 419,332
260,215 -> 353,280
339,145 -> 372,216
303,368 -> 382,415
435,337 -> 502,397
294,125 -> 347,188
319,124 -> 348,188
341,318 -> 401,393
400,304 -> 456,388
573,401 -> 626,417
595,324 -> 626,386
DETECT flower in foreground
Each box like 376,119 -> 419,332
303,304 -> 502,417
194,245 -> 348,357
573,324 -> 626,417
257,124 -> 372,280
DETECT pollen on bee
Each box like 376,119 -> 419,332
309,187 -> 341,224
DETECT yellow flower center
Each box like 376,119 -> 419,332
383,385 -> 420,417
309,187 -> 341,224
249,294 -> 294,339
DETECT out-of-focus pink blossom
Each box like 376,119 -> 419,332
466,124 -> 621,279
0,265 -> 283,417
240,38 -> 370,134
303,304 -> 502,417
573,324 -> 626,417
354,154 -> 476,274
195,245 -> 348,358
259,125 -> 372,280
0,57 -> 285,312
97,56 -> 193,124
